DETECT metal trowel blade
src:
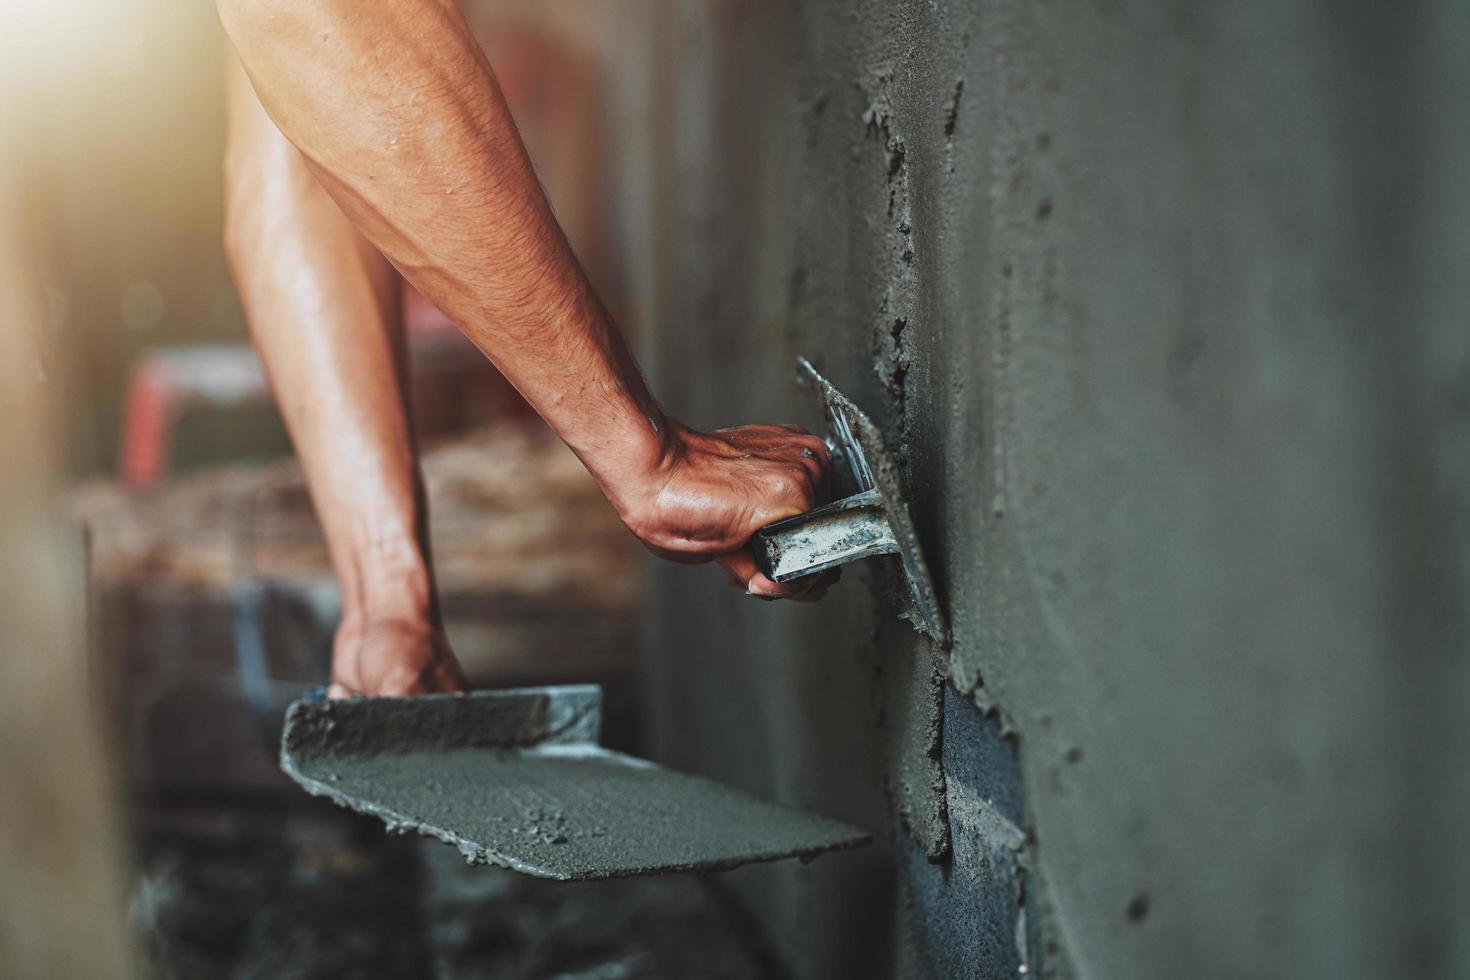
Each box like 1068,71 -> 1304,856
280,685 -> 871,880
751,358 -> 949,645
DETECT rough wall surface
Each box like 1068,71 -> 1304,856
635,2 -> 1470,978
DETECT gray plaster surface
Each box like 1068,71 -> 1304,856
280,687 -> 870,880
629,1 -> 1470,977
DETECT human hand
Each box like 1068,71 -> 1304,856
328,617 -> 468,698
614,421 -> 839,600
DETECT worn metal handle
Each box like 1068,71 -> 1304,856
750,489 -> 898,582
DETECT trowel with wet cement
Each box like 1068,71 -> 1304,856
751,356 -> 948,645
280,358 -> 944,880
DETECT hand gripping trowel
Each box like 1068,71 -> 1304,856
751,357 -> 948,645
278,359 -> 939,880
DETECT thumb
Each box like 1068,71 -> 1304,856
716,549 -> 800,599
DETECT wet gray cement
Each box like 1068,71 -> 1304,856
281,687 -> 870,880
631,1 -> 1470,978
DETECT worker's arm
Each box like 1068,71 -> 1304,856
224,55 -> 467,696
215,0 -> 831,597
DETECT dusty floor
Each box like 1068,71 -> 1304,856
130,799 -> 786,980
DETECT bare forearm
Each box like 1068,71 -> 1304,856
218,0 -> 667,513
219,0 -> 835,604
224,56 -> 432,626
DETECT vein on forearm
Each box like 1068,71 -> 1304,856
222,0 -> 662,486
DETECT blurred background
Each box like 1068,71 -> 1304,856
5,1 -> 1470,979
0,1 -> 776,977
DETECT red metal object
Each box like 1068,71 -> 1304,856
119,346 -> 270,487
120,18 -> 616,487
119,335 -> 524,488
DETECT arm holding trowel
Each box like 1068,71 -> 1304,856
224,56 -> 469,699
219,0 -> 834,697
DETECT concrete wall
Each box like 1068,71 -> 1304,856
633,2 -> 1470,978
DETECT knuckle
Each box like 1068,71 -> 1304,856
770,470 -> 800,497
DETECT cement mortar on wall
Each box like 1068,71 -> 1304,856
635,1 -> 1470,978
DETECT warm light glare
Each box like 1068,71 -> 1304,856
0,0 -> 136,84
0,0 -> 107,29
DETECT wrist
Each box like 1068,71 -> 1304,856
578,407 -> 685,534
336,540 -> 438,635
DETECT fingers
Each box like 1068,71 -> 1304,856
330,625 -> 468,698
716,550 -> 840,602
773,432 -> 829,502
791,434 -> 831,500
332,661 -> 465,698
718,550 -> 792,598
712,422 -> 811,439
743,433 -> 832,511
440,655 -> 471,694
639,537 -> 720,567
703,425 -> 831,506
629,420 -> 835,570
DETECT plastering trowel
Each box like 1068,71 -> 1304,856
278,359 -> 939,880
751,357 -> 948,645
280,685 -> 870,879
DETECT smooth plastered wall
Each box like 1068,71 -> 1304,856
636,2 -> 1470,978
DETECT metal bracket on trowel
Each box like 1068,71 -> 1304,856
751,358 -> 949,645
281,685 -> 870,880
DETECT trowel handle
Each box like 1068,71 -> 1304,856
750,489 -> 898,583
